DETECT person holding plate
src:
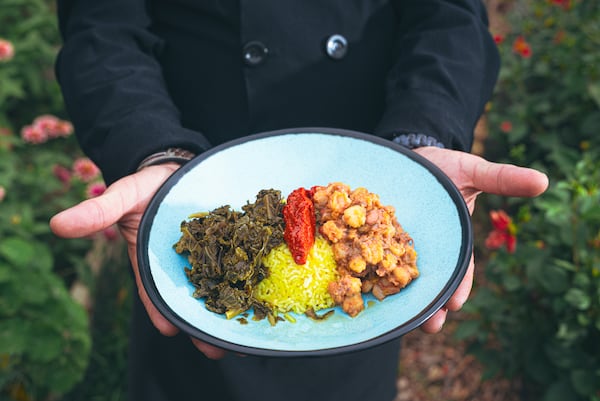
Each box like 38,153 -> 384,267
50,1 -> 548,400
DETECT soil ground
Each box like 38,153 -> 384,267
395,314 -> 520,401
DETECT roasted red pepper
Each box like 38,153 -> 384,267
283,187 -> 316,265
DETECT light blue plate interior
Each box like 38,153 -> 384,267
139,129 -> 471,356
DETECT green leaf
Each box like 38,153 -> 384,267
543,379 -> 578,401
545,341 -> 582,370
0,237 -> 53,272
502,274 -> 522,291
0,318 -> 31,354
0,263 -> 12,283
553,259 -> 577,272
524,344 -> 555,384
453,320 -> 480,340
571,369 -> 599,397
576,312 -> 590,326
564,288 -> 591,310
536,264 -> 570,294
588,83 -> 600,108
26,325 -> 62,363
0,237 -> 35,267
579,111 -> 600,137
572,272 -> 591,288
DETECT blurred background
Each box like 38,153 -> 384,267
0,1 -> 598,400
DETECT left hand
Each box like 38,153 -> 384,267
413,147 -> 549,333
50,163 -> 227,359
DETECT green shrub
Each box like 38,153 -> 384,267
485,0 -> 600,178
458,1 -> 600,400
460,152 -> 600,401
0,1 -> 109,399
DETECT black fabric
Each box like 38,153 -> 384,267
219,339 -> 401,401
128,294 -> 235,401
56,0 -> 499,185
128,290 -> 400,401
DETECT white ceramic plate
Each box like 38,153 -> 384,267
137,128 -> 472,357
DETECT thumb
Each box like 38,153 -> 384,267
50,164 -> 179,238
470,158 -> 549,198
50,188 -> 128,238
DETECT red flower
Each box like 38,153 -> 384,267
551,0 -> 571,10
500,121 -> 513,133
512,36 -> 532,58
485,210 -> 517,253
493,34 -> 504,45
0,39 -> 14,62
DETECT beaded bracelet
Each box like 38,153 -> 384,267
391,133 -> 445,149
136,147 -> 196,171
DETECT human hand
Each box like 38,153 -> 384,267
413,147 -> 549,333
49,163 -> 227,359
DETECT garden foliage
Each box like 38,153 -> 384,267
458,1 -> 600,400
1,0 -> 599,400
0,1 -> 111,399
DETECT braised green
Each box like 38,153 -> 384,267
174,189 -> 285,319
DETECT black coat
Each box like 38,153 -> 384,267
56,0 -> 499,185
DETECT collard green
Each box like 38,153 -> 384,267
175,189 -> 285,318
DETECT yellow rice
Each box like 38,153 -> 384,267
254,236 -> 339,314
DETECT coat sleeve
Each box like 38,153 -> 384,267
56,0 -> 212,185
374,0 -> 500,151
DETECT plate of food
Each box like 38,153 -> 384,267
137,127 -> 472,357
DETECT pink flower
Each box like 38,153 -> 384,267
86,182 -> 106,198
33,114 -> 59,130
0,186 -> 5,202
33,115 -> 73,138
21,124 -> 48,144
103,226 -> 119,241
0,39 -> 14,62
53,165 -> 72,184
485,210 -> 517,253
72,158 -> 100,182
51,120 -> 74,137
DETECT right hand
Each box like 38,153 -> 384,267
50,163 -> 227,359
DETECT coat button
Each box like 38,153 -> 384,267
242,41 -> 269,66
325,34 -> 348,60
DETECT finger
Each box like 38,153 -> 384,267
421,307 -> 448,333
50,188 -> 128,238
445,256 -> 475,312
471,159 -> 549,198
191,337 -> 227,360
49,164 -> 176,239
